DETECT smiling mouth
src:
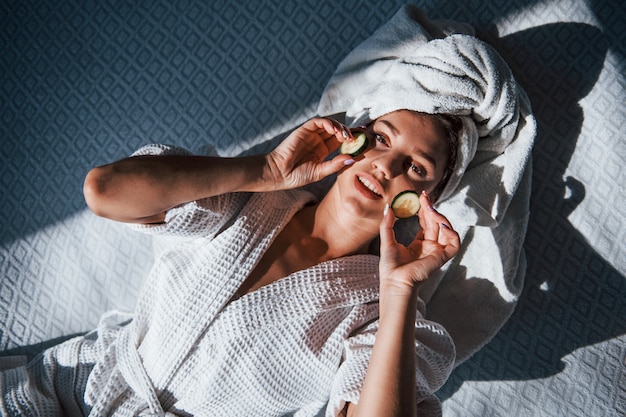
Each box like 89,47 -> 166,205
357,176 -> 382,197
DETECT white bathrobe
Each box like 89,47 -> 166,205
0,144 -> 455,417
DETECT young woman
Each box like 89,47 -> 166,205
2,5 -> 535,416
0,111 -> 460,417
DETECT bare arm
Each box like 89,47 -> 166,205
346,284 -> 420,417
83,118 -> 354,223
347,192 -> 460,417
83,154 -> 267,223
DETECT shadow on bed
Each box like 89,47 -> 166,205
438,21 -> 626,399
0,333 -> 84,362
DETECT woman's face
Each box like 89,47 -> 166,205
336,110 -> 450,219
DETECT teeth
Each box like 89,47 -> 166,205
358,177 -> 382,196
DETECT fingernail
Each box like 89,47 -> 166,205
383,203 -> 389,216
343,158 -> 355,166
342,128 -> 350,139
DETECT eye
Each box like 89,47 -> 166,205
409,162 -> 427,178
373,133 -> 388,147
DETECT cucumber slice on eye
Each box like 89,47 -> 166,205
340,133 -> 368,156
391,191 -> 421,218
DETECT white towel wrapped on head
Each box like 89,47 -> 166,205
318,5 -> 536,363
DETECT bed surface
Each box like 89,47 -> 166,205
1,0 -> 624,415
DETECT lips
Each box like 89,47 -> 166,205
355,175 -> 383,199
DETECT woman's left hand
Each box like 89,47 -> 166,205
378,191 -> 461,295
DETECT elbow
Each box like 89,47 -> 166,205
83,167 -> 111,218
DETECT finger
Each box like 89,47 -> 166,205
324,119 -> 355,149
438,220 -> 461,259
328,119 -> 353,142
378,203 -> 397,251
322,131 -> 344,153
314,154 -> 355,179
419,191 -> 440,241
306,117 -> 335,133
307,118 -> 351,141
297,121 -> 340,158
418,204 -> 460,262
307,118 -> 351,155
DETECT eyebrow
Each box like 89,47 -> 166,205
377,119 -> 438,169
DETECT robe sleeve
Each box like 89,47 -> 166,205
326,306 -> 456,417
125,144 -> 251,238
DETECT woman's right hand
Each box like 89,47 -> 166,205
263,117 -> 356,190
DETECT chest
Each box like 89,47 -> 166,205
236,229 -> 321,297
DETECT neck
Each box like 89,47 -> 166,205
296,191 -> 380,261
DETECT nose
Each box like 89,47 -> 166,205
371,152 -> 403,180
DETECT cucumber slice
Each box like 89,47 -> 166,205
340,133 -> 368,156
391,191 -> 420,218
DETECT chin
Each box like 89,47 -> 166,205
341,196 -> 379,221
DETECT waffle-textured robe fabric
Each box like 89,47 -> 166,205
1,149 -> 455,417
